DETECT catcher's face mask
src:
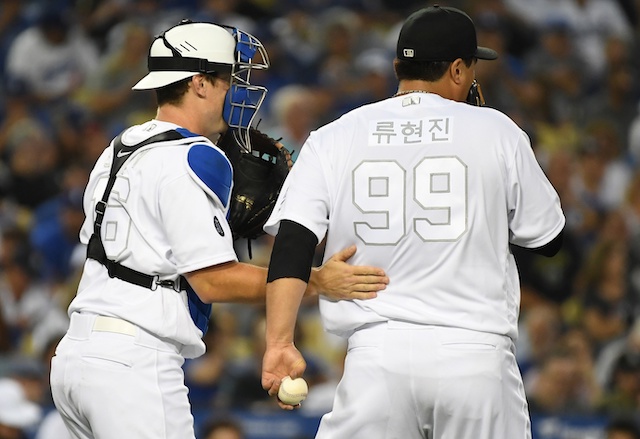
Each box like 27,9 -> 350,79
223,28 -> 270,152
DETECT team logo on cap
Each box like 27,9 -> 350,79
403,48 -> 415,58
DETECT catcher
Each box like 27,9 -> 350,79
50,20 -> 388,439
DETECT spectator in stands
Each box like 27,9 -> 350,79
4,7 -> 98,105
72,21 -> 155,135
3,358 -> 46,410
502,0 -> 564,29
526,342 -> 599,415
315,7 -> 365,117
606,417 -> 640,439
352,48 -> 396,105
523,17 -> 587,127
583,120 -> 634,211
183,314 -> 231,409
0,229 -> 60,354
628,103 -> 640,164
581,41 -> 638,152
568,139 -> 609,248
0,0 -> 28,82
578,238 -> 635,351
596,318 -> 640,390
213,313 -> 276,411
268,7 -> 323,85
199,417 -> 244,439
73,0 -> 129,53
0,378 -> 42,439
517,305 -> 564,377
555,0 -> 634,80
563,326 -> 603,406
193,0 -> 257,35
3,123 -> 60,210
263,84 -> 319,159
0,78 -> 35,143
471,10 -> 527,119
598,352 -> 640,417
34,410 -> 71,439
30,163 -> 88,285
0,302 -> 10,354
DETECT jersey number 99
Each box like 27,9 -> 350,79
352,157 -> 467,245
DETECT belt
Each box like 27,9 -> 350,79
92,315 -> 137,336
67,313 -> 183,354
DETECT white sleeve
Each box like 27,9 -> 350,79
264,135 -> 330,243
507,131 -> 565,248
159,173 -> 237,274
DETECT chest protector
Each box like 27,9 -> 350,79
86,130 -> 212,334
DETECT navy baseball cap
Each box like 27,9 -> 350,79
397,5 -> 498,62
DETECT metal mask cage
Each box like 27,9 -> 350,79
223,28 -> 270,152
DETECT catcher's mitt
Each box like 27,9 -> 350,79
216,127 -> 290,241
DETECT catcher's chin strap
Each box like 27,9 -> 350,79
86,130 -> 189,292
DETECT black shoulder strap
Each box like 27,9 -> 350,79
86,129 -> 188,291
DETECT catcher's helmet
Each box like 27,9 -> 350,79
133,20 -> 269,150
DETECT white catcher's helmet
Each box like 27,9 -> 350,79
133,20 -> 270,151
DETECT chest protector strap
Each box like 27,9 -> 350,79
86,130 -> 188,291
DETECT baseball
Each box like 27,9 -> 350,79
277,376 -> 308,405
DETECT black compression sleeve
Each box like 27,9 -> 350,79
527,229 -> 564,257
267,220 -> 319,283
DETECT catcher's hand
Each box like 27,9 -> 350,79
217,127 -> 291,240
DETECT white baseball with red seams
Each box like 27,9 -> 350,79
278,376 -> 308,405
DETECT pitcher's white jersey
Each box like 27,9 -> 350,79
69,120 -> 237,358
265,92 -> 565,340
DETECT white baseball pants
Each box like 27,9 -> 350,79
50,312 -> 195,439
316,321 -> 531,439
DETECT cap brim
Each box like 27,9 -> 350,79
132,71 -> 196,90
476,46 -> 498,60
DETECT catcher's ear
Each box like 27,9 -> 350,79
192,75 -> 208,96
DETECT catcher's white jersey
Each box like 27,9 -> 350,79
266,92 -> 565,340
69,120 -> 237,358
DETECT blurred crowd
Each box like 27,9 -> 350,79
1,0 -> 640,438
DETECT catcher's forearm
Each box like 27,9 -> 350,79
185,261 -> 268,303
185,261 -> 325,304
